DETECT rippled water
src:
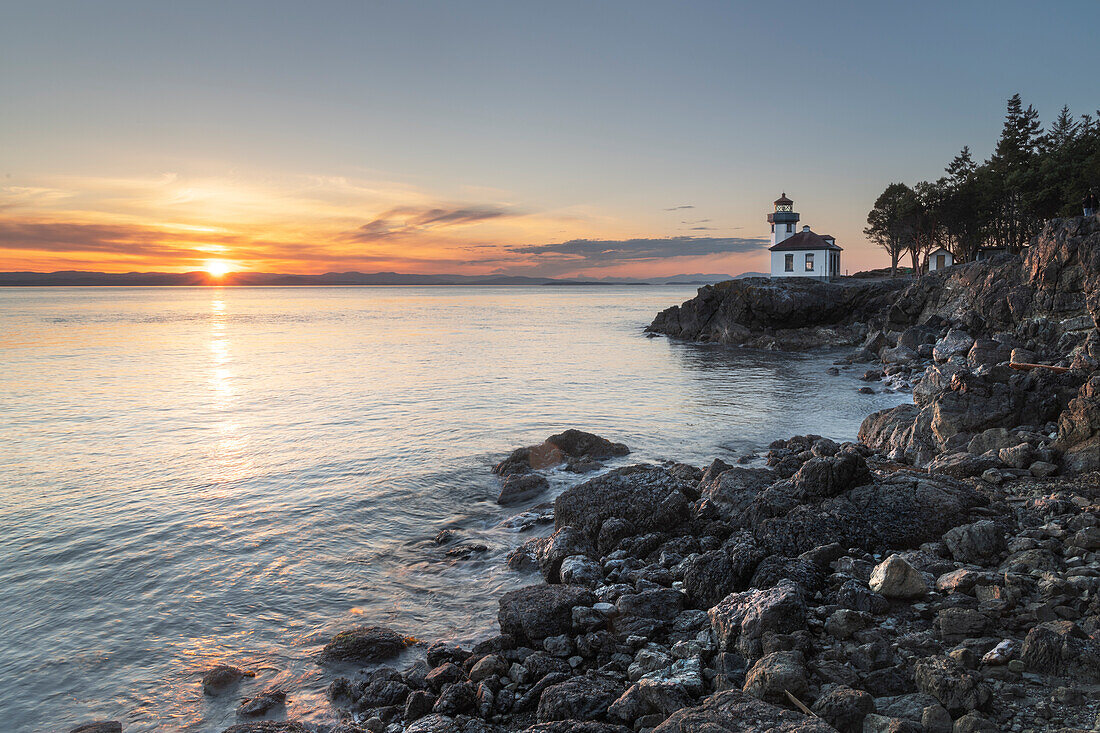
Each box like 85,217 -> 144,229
0,286 -> 907,732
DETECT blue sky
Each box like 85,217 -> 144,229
1,1 -> 1097,275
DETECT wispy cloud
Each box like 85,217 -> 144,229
664,204 -> 694,211
509,235 -> 766,263
347,205 -> 522,241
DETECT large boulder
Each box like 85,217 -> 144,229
941,521 -> 1005,565
536,675 -> 624,723
913,656 -> 991,716
682,533 -> 765,609
318,626 -> 411,664
498,474 -> 550,505
554,466 -> 692,543
811,686 -> 875,733
700,467 -> 777,515
868,555 -> 928,598
751,473 -> 986,556
499,585 -> 596,644
932,329 -> 974,363
708,580 -> 806,660
742,650 -> 809,705
1020,620 -> 1100,682
651,689 -> 836,732
789,453 -> 871,499
494,430 -> 629,476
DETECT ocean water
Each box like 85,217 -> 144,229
0,286 -> 907,732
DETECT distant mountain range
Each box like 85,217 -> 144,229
0,270 -> 746,286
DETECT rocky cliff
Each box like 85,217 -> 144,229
650,216 -> 1100,474
646,277 -> 909,350
858,216 -> 1100,473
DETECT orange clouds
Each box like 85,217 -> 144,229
0,172 -> 772,277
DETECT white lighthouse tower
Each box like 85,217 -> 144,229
766,193 -> 843,279
767,193 -> 799,247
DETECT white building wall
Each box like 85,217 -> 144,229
770,221 -> 797,248
770,249 -> 833,278
928,250 -> 954,272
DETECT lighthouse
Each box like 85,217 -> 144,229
767,193 -> 842,279
767,193 -> 799,247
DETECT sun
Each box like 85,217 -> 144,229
204,259 -> 232,277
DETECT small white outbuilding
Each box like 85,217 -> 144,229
927,247 -> 954,272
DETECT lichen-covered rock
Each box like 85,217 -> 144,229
708,580 -> 806,660
868,555 -> 928,599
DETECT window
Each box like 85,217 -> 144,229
784,254 -> 794,272
805,253 -> 814,271
770,223 -> 775,233
786,223 -> 793,233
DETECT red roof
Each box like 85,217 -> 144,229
773,193 -> 793,206
769,229 -> 842,252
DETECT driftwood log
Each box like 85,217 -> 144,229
1008,362 -> 1071,374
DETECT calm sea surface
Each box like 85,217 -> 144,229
0,286 -> 907,732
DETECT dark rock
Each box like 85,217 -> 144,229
700,467 -> 777,516
925,452 -> 1002,479
524,723 -> 631,733
69,724 -> 123,733
498,474 -> 550,506
742,650 -> 808,705
651,688 -> 836,732
236,688 -> 287,717
941,521 -> 1006,565
499,585 -> 596,645
555,466 -> 692,544
617,588 -> 684,621
682,538 -> 765,610
405,713 -> 500,733
537,526 -> 595,583
495,430 -> 629,476
405,690 -> 436,722
646,277 -> 907,349
319,626 -> 411,664
1021,620 -> 1100,682
811,685 -> 875,733
433,681 -> 477,716
202,664 -> 256,695
220,724 -> 311,733
425,662 -> 463,692
537,675 -> 624,723
789,453 -> 872,499
709,580 -> 806,660
913,656 -> 991,716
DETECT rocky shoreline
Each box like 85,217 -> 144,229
72,217 -> 1100,733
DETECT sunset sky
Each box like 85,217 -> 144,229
2,1 -> 1097,277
